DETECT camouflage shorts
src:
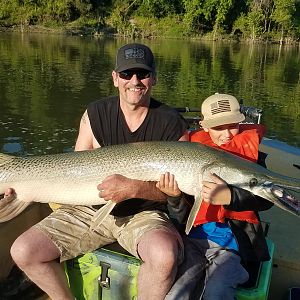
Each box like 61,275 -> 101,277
35,205 -> 183,263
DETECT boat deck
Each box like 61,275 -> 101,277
259,139 -> 300,299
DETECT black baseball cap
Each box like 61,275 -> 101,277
115,43 -> 156,72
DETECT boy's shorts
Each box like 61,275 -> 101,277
34,205 -> 183,263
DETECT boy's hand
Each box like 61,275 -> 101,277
156,172 -> 181,197
202,173 -> 231,205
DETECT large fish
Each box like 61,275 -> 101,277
0,141 -> 299,233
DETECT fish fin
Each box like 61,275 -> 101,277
185,194 -> 203,234
0,153 -> 17,167
0,195 -> 33,222
90,200 -> 116,231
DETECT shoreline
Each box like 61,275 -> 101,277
1,25 -> 299,46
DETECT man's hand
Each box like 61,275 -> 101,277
97,174 -> 168,204
4,188 -> 16,198
97,174 -> 138,203
0,188 -> 17,207
156,172 -> 181,197
202,173 -> 231,205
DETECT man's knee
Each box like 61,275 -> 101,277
10,227 -> 58,267
11,235 -> 34,267
139,230 -> 179,270
153,243 -> 178,271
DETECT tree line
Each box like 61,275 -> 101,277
0,0 -> 299,42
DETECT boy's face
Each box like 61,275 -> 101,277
204,123 -> 240,146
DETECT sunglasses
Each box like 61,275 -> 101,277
118,69 -> 152,80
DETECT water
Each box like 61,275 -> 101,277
0,33 -> 299,156
0,32 -> 299,299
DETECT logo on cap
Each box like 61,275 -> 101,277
124,48 -> 145,60
211,100 -> 231,115
200,93 -> 245,128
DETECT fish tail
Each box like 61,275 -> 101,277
90,200 -> 116,231
0,194 -> 32,222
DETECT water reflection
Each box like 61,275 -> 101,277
0,33 -> 299,156
0,115 -> 76,155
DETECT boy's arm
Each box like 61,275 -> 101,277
224,186 -> 274,212
167,194 -> 191,224
156,172 -> 190,224
203,173 -> 273,212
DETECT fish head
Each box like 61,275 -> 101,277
255,181 -> 299,216
240,170 -> 300,217
213,152 -> 300,217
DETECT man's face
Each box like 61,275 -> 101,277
204,123 -> 240,146
112,68 -> 156,106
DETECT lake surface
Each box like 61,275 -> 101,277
0,32 -> 299,300
0,33 -> 299,155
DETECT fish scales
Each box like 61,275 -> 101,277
0,142 -> 201,204
0,141 -> 299,232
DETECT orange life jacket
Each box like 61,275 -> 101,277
190,124 -> 265,225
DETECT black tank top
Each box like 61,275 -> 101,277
87,96 -> 188,216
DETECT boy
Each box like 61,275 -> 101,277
157,93 -> 273,300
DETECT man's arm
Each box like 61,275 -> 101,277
74,111 -> 167,203
77,112 -> 188,203
75,110 -> 100,151
98,175 -> 167,203
97,131 -> 189,204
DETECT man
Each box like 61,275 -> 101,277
9,43 -> 188,300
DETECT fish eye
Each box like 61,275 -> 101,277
249,178 -> 258,188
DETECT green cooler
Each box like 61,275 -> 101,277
65,240 -> 274,300
65,243 -> 140,300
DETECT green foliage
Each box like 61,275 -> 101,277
181,0 -> 240,37
233,13 -> 249,37
136,0 -> 182,18
181,0 -> 204,35
248,8 -> 264,39
271,0 -> 295,33
132,15 -> 187,38
0,0 -> 299,42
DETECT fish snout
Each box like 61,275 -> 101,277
271,184 -> 300,216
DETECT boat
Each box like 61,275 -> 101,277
64,106 -> 300,300
0,106 -> 299,300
